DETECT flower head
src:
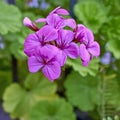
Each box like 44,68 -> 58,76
28,45 -> 61,81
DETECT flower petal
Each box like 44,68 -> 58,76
28,56 -> 43,73
56,50 -> 67,66
42,61 -> 61,81
36,25 -> 58,42
37,45 -> 59,62
35,18 -> 46,23
64,18 -> 76,29
46,14 -> 65,29
86,28 -> 94,43
57,30 -> 74,45
24,33 -> 41,57
88,41 -> 100,57
50,6 -> 69,15
79,44 -> 90,61
64,42 -> 79,59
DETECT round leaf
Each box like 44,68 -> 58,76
64,70 -> 101,111
29,99 -> 75,120
0,1 -> 22,35
74,1 -> 106,33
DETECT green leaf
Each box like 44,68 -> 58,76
0,1 -> 22,35
74,0 -> 106,33
3,73 -> 58,119
29,99 -> 75,120
101,16 -> 120,59
64,70 -> 101,111
107,40 -> 120,59
67,58 -> 99,77
9,41 -> 26,60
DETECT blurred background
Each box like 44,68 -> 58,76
0,0 -> 120,120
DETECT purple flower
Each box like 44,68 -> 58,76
23,17 -> 39,31
36,11 -> 76,30
24,25 -> 58,57
28,45 -> 61,81
56,29 -> 79,66
79,41 -> 100,66
75,24 -> 94,44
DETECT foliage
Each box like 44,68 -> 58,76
29,99 -> 75,120
0,1 -> 22,35
65,70 -> 101,111
3,73 -> 58,119
74,0 -> 107,33
1,0 -> 120,120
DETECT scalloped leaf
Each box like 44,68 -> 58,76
106,17 -> 120,59
29,99 -> 75,120
3,73 -> 58,119
67,58 -> 99,77
0,1 -> 22,35
64,70 -> 101,111
74,0 -> 106,33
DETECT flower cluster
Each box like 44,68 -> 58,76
23,6 -> 100,81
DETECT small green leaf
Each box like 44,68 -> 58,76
3,73 -> 58,119
107,40 -> 120,59
67,58 -> 99,77
29,99 -> 75,120
74,0 -> 106,33
64,70 -> 101,111
0,1 -> 22,35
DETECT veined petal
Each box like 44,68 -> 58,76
56,50 -> 67,66
79,44 -> 90,61
24,33 -> 41,57
28,56 -> 43,73
42,61 -> 61,81
88,41 -> 100,57
86,28 -> 94,43
35,18 -> 46,23
38,45 -> 59,62
82,60 -> 90,67
57,30 -> 74,45
64,42 -> 79,59
37,25 -> 58,42
50,6 -> 69,15
46,14 -> 65,29
64,18 -> 76,29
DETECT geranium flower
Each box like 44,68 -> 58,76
24,25 -> 58,57
28,45 -> 61,81
56,29 -> 79,66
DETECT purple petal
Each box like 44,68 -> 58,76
57,30 -> 74,45
38,45 -> 59,62
79,44 -> 90,61
23,17 -> 39,31
42,61 -> 61,81
56,50 -> 67,66
35,18 -> 46,23
50,6 -> 69,15
64,42 -> 79,59
86,28 -> 94,43
46,14 -> 65,29
88,41 -> 100,57
24,33 -> 41,57
37,25 -> 58,42
64,18 -> 76,29
28,56 -> 43,73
